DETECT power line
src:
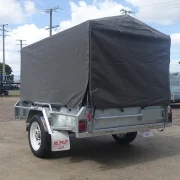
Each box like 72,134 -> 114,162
0,24 -> 9,82
0,0 -> 180,14
58,8 -> 71,13
16,39 -> 27,70
56,6 -> 180,26
1,0 -> 178,10
57,3 -> 180,15
58,4 -> 180,14
0,2 -> 180,25
16,39 -> 27,52
54,11 -> 69,16
45,6 -> 60,36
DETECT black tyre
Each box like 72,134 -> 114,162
28,115 -> 52,158
112,132 -> 137,144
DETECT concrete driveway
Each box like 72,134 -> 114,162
0,97 -> 180,180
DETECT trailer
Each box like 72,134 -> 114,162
15,15 -> 172,158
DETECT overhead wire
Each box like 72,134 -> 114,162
55,1 -> 180,12
55,6 -> 180,27
0,1 -> 180,28
0,0 -> 180,14
1,0 -> 180,13
57,4 -> 180,15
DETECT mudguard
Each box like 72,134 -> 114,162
51,131 -> 70,151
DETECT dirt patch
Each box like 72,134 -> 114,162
0,97 -> 19,122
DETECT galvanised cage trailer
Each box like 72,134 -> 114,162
15,15 -> 172,158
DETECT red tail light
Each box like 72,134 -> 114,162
79,120 -> 86,132
87,112 -> 91,121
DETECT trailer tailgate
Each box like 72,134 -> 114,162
93,106 -> 166,131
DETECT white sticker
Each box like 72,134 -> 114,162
141,130 -> 153,138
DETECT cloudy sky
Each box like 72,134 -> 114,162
0,0 -> 180,77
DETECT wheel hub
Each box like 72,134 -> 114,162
30,122 -> 42,150
35,130 -> 41,140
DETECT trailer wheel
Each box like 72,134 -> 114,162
28,115 -> 52,158
112,132 -> 137,144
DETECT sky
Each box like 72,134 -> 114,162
0,0 -> 180,78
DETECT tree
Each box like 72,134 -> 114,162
0,63 -> 12,75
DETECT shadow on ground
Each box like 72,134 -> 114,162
48,134 -> 180,171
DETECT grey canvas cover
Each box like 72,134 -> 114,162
21,21 -> 89,107
20,15 -> 171,109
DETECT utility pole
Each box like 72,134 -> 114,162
16,40 -> 26,85
0,24 -> 9,82
45,6 -> 59,36
120,9 -> 134,15
16,39 -> 27,52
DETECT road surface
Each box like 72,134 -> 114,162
0,97 -> 180,180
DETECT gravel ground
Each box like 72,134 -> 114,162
0,97 -> 18,122
1,119 -> 180,180
171,104 -> 180,126
0,97 -> 180,180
